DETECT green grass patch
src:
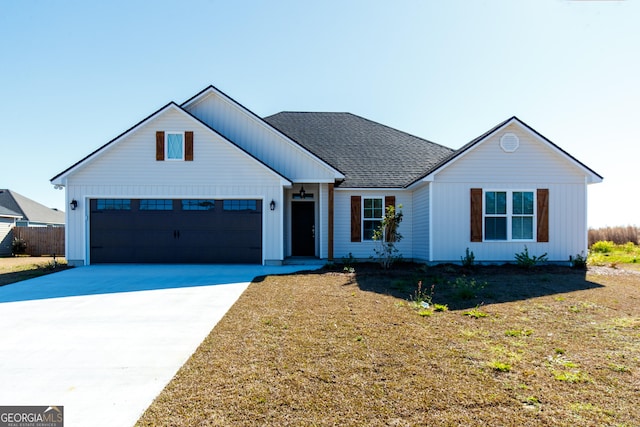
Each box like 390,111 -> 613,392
588,241 -> 640,265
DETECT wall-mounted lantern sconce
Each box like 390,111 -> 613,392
298,185 -> 306,199
70,199 -> 78,210
270,200 -> 276,211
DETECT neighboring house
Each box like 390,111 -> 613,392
0,189 -> 65,256
50,85 -> 602,266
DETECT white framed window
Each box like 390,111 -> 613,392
484,190 -> 535,241
166,132 -> 184,160
362,197 -> 383,241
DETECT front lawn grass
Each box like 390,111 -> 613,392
137,263 -> 640,426
0,256 -> 69,286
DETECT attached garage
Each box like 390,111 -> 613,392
90,199 -> 262,264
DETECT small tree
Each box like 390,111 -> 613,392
372,204 -> 403,269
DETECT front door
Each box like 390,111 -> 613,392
291,202 -> 315,256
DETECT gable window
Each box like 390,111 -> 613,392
362,198 -> 383,241
156,131 -> 194,161
166,132 -> 184,160
483,190 -> 535,241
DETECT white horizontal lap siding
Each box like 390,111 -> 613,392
431,182 -> 585,262
185,92 -> 336,181
430,124 -> 588,263
333,190 -> 412,261
0,218 -> 14,256
438,125 -> 585,184
65,110 -> 286,265
71,110 -> 277,187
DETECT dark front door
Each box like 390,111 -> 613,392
291,202 -> 315,256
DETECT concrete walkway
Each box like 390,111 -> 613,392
0,264 -> 319,426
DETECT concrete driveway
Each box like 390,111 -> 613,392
0,264 -> 319,426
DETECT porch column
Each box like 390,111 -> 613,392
328,183 -> 334,260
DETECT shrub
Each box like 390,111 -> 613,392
341,252 -> 356,273
591,240 -> 615,253
460,247 -> 475,267
372,205 -> 403,269
570,252 -> 587,269
514,246 -> 548,269
12,237 -> 27,255
450,276 -> 487,300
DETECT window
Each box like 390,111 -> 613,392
140,199 -> 173,210
512,191 -> 534,239
484,191 -> 507,240
362,198 -> 383,241
484,190 -> 534,241
182,199 -> 216,211
96,199 -> 131,210
166,132 -> 184,160
223,200 -> 257,211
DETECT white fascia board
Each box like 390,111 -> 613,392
182,86 -> 345,180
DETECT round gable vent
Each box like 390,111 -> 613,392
500,133 -> 519,153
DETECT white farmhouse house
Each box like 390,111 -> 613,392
51,85 -> 602,266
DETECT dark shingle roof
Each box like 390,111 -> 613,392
264,112 -> 454,188
0,190 -> 64,224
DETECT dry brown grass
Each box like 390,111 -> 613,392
0,256 -> 69,286
137,263 -> 640,427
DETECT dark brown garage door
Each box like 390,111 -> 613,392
90,199 -> 262,263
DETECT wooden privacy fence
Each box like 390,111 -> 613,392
13,226 -> 65,256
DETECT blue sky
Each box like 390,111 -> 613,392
1,0 -> 637,227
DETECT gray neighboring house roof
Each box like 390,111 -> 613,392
264,112 -> 455,188
0,189 -> 64,225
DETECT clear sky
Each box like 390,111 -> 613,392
1,0 -> 637,227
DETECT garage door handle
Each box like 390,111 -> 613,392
173,230 -> 181,239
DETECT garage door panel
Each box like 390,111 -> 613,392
90,199 -> 262,264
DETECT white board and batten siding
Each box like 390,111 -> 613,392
184,90 -> 339,183
64,108 -> 286,265
333,190 -> 413,261
430,123 -> 590,263
411,183 -> 431,263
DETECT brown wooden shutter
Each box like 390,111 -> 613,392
470,188 -> 483,242
156,131 -> 165,161
537,189 -> 549,242
350,196 -> 361,242
185,131 -> 194,161
384,196 -> 396,242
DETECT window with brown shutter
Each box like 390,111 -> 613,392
185,131 -> 194,161
350,196 -> 361,242
537,189 -> 549,242
470,188 -> 483,242
471,188 -> 548,242
384,196 -> 396,242
156,131 -> 165,161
